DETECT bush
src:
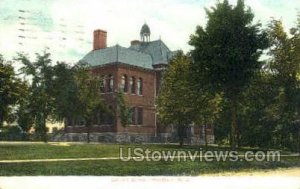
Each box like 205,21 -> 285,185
0,126 -> 28,141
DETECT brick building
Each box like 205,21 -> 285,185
62,24 -> 214,144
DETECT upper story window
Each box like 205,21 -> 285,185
100,75 -> 105,93
137,77 -> 143,95
107,74 -> 114,92
121,74 -> 128,93
130,76 -> 136,94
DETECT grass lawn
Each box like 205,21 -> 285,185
0,142 -> 299,176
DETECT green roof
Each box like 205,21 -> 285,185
130,40 -> 177,65
81,45 -> 153,69
81,40 -> 177,69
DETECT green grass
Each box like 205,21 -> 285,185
0,142 -> 299,176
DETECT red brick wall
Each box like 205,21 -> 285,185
116,64 -> 156,134
89,63 -> 156,134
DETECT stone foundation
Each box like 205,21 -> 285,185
51,132 -> 214,145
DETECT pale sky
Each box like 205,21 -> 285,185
0,0 -> 299,63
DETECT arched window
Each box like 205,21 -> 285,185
121,74 -> 128,92
130,76 -> 135,94
107,74 -> 113,92
137,78 -> 143,95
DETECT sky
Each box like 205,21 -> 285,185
0,0 -> 299,64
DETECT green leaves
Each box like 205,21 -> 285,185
116,91 -> 131,127
0,55 -> 26,128
16,52 -> 54,141
189,0 -> 269,148
157,52 -> 193,126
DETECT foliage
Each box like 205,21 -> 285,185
51,62 -> 79,122
0,55 -> 25,128
214,15 -> 300,151
189,0 -> 269,148
0,126 -> 26,141
266,18 -> 300,150
116,91 -> 131,128
158,52 -> 221,146
16,52 -> 55,142
73,63 -> 105,143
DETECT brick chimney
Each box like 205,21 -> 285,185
131,40 -> 141,46
93,29 -> 107,50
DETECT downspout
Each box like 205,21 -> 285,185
154,70 -> 157,137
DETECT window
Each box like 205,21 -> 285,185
137,78 -> 143,95
78,117 -> 85,126
137,107 -> 143,125
130,107 -> 136,125
130,76 -> 136,94
100,106 -> 114,125
129,107 -> 143,125
107,74 -> 114,92
100,75 -> 105,93
121,74 -> 128,92
93,111 -> 104,125
107,106 -> 114,125
67,117 -> 73,126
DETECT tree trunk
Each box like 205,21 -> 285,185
230,99 -> 238,149
0,110 -> 4,128
86,117 -> 92,143
41,114 -> 47,143
87,123 -> 91,143
178,125 -> 185,147
296,125 -> 300,153
36,113 -> 47,143
179,136 -> 184,147
204,124 -> 208,149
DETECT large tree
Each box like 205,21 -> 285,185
157,52 -> 221,146
0,55 -> 25,128
17,52 -> 55,142
157,52 -> 194,146
267,17 -> 300,151
73,63 -> 105,143
51,62 -> 79,122
189,0 -> 269,148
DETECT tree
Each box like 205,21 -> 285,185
0,55 -> 25,128
51,62 -> 79,122
158,52 -> 221,147
189,0 -> 269,148
267,17 -> 300,151
15,81 -> 34,134
116,91 -> 131,128
73,63 -> 105,143
17,52 -> 55,142
237,71 -> 279,148
157,52 -> 194,146
191,90 -> 222,148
